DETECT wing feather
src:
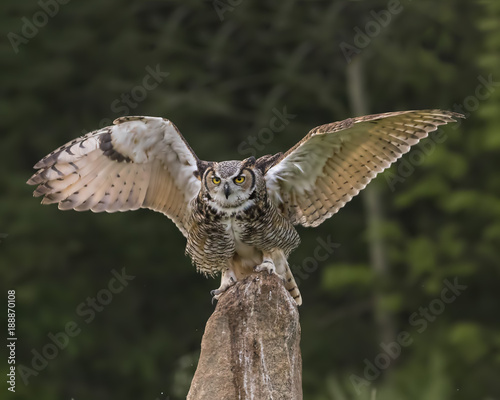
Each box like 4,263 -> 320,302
61,173 -> 115,210
73,161 -> 122,211
265,109 -> 464,227
95,163 -> 129,213
43,153 -> 106,206
28,116 -> 202,237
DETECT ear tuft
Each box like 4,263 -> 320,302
242,156 -> 256,168
194,160 -> 213,180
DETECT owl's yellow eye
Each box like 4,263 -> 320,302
212,176 -> 221,185
234,175 -> 245,184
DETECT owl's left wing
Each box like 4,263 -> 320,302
27,116 -> 201,237
264,109 -> 463,227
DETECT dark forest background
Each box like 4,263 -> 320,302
1,1 -> 499,399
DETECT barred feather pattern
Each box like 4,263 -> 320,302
27,109 -> 462,306
265,109 -> 464,227
186,187 -> 300,276
27,116 -> 201,237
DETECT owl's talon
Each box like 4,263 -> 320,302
210,275 -> 236,303
211,289 -> 223,305
210,287 -> 225,297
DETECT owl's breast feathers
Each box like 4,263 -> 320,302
185,193 -> 300,275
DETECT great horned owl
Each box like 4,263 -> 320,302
27,110 -> 462,305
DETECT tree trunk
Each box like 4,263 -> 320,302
347,57 -> 396,345
187,272 -> 302,400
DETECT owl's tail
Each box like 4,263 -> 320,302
284,264 -> 302,306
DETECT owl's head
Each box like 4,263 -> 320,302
199,157 -> 261,210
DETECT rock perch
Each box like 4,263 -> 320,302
187,272 -> 302,399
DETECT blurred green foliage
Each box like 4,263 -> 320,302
1,0 -> 499,399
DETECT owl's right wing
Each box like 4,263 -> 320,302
27,116 -> 202,237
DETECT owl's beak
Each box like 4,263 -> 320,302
224,182 -> 231,199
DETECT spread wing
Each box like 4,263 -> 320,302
264,109 -> 464,227
27,116 -> 202,237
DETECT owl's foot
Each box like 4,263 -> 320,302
210,278 -> 235,297
254,259 -> 276,275
210,268 -> 237,303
